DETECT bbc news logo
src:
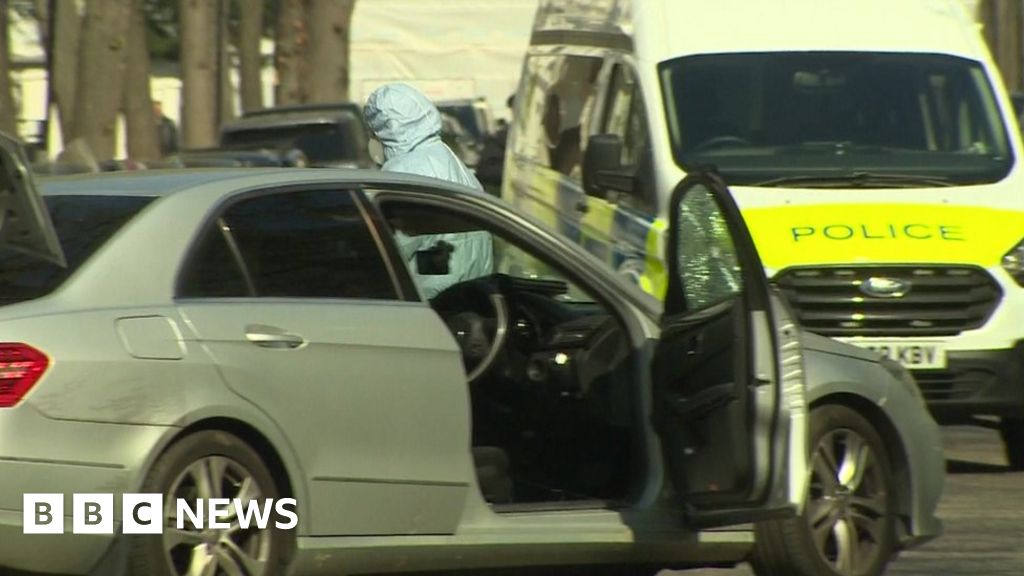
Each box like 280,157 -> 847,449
23,494 -> 298,534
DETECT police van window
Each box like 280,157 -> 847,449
516,54 -> 603,178
603,64 -> 651,169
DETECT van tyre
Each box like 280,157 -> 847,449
1000,417 -> 1024,470
750,405 -> 896,576
129,430 -> 295,576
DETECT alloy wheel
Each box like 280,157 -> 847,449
806,427 -> 890,576
162,455 -> 272,576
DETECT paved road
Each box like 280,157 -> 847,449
682,425 -> 1024,576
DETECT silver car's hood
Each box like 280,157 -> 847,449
800,331 -> 881,363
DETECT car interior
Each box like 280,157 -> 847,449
379,201 -> 640,508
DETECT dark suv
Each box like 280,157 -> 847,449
215,103 -> 376,168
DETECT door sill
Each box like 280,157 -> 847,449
491,499 -> 621,514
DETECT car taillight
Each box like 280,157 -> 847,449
0,344 -> 49,408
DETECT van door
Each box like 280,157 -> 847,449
0,132 -> 65,266
654,169 -> 800,526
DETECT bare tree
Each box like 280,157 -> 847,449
71,0 -> 132,160
49,0 -> 82,139
122,0 -> 159,162
238,0 -> 264,112
218,0 -> 234,123
275,0 -> 309,105
180,0 -> 219,148
307,0 -> 357,103
0,0 -> 18,135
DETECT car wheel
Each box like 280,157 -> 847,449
130,430 -> 295,576
751,404 -> 896,576
999,417 -> 1024,470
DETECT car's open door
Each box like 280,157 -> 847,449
0,132 -> 65,266
653,169 -> 803,527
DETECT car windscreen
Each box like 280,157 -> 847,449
0,195 -> 155,304
220,117 -> 368,165
659,52 -> 1013,186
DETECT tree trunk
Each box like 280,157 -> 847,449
0,0 -> 19,136
180,0 -> 219,148
275,0 -> 309,105
71,0 -> 131,161
996,0 -> 1022,92
238,0 -> 264,112
51,0 -> 81,139
122,0 -> 160,162
307,0 -> 357,103
218,0 -> 235,124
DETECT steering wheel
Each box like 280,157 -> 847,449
691,135 -> 751,153
431,277 -> 510,382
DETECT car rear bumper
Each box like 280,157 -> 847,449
0,404 -> 173,574
915,341 -> 1024,423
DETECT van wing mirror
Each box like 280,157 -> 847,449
583,133 -> 635,198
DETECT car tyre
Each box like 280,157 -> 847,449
999,417 -> 1024,470
750,404 -> 896,576
129,430 -> 295,576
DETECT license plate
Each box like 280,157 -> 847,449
842,340 -> 947,369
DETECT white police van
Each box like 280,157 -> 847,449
504,1 -> 1022,571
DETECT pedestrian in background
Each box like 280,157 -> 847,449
476,94 -> 515,196
154,101 -> 179,157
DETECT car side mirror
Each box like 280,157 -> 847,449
583,134 -> 636,198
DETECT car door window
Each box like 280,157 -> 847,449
179,189 -> 398,300
675,183 -> 743,310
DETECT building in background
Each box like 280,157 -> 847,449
349,0 -> 540,124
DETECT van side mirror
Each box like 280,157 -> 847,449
583,134 -> 635,198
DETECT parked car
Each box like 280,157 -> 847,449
216,103 -> 376,169
0,132 -> 941,576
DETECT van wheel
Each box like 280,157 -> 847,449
750,405 -> 895,576
129,430 -> 295,576
1000,417 -> 1024,470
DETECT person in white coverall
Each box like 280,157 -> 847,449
364,83 -> 494,299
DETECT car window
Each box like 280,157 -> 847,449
675,183 -> 743,309
179,189 -> 398,300
220,117 -> 368,166
381,201 -> 596,304
0,195 -> 155,305
514,54 -> 603,178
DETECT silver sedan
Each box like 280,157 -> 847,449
0,138 -> 941,576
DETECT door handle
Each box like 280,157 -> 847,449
575,200 -> 589,213
245,324 -> 305,349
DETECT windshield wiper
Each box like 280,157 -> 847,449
754,172 -> 955,188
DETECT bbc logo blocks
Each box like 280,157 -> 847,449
23,493 -> 162,535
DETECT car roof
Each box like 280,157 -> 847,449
35,167 -> 485,199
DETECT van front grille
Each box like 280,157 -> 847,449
774,266 -> 1001,337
